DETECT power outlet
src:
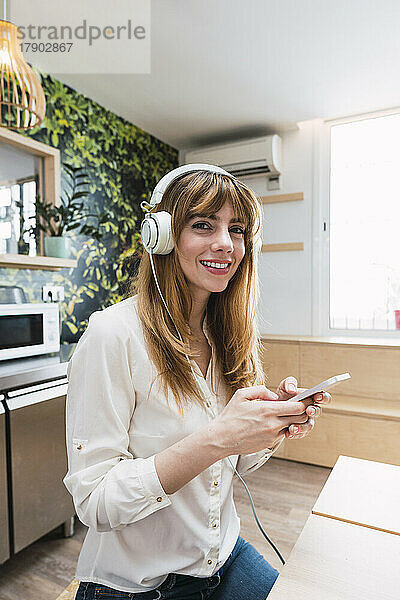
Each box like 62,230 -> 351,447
42,285 -> 64,302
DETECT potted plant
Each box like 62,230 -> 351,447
23,163 -> 111,258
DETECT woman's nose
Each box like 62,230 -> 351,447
210,227 -> 234,252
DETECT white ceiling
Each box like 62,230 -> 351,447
53,0 -> 400,150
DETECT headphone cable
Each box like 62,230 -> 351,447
226,456 -> 285,565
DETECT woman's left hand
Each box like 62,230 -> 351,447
275,376 -> 332,439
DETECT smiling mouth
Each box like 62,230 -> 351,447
199,260 -> 231,274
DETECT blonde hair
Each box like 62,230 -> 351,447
128,170 -> 267,414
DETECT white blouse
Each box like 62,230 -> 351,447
63,294 -> 282,594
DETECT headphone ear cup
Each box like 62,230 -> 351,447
140,211 -> 174,255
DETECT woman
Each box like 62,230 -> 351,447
65,166 -> 330,600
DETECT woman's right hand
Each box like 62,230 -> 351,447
212,385 -> 312,456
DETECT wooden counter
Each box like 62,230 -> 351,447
260,334 -> 400,467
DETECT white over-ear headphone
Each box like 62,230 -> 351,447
140,163 -> 233,255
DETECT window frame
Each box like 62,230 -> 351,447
313,107 -> 400,339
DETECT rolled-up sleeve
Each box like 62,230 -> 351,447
63,310 -> 171,533
235,437 -> 285,476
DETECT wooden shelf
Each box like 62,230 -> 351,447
0,254 -> 77,271
261,242 -> 304,252
260,192 -> 304,204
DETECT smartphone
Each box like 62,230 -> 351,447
290,372 -> 351,402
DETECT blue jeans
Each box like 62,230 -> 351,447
75,536 -> 279,600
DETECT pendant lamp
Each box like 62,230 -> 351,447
0,0 -> 46,129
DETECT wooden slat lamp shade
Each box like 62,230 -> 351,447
0,20 -> 46,130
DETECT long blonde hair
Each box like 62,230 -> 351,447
128,170 -> 267,414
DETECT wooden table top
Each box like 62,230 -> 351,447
312,455 -> 400,536
267,514 -> 400,600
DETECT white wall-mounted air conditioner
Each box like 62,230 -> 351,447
181,135 -> 282,180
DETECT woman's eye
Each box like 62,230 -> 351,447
192,222 -> 245,234
192,222 -> 211,230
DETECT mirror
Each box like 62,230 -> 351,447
0,128 -> 60,260
0,141 -> 43,255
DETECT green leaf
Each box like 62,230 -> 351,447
65,321 -> 78,334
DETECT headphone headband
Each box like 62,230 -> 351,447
140,163 -> 235,255
149,163 -> 233,209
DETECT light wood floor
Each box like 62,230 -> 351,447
0,458 -> 331,599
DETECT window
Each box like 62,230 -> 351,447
329,113 -> 400,333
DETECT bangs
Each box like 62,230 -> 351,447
184,173 -> 256,231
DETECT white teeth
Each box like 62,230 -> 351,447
201,261 -> 230,269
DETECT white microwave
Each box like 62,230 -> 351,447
0,303 -> 60,361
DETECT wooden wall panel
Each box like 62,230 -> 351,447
261,340 -> 300,388
261,336 -> 400,467
300,343 -> 400,402
275,411 -> 400,468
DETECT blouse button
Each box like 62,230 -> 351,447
213,481 -> 219,486
156,497 -> 162,502
212,522 -> 217,528
207,559 -> 213,565
77,444 -> 82,450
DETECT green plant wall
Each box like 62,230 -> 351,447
0,72 -> 178,342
